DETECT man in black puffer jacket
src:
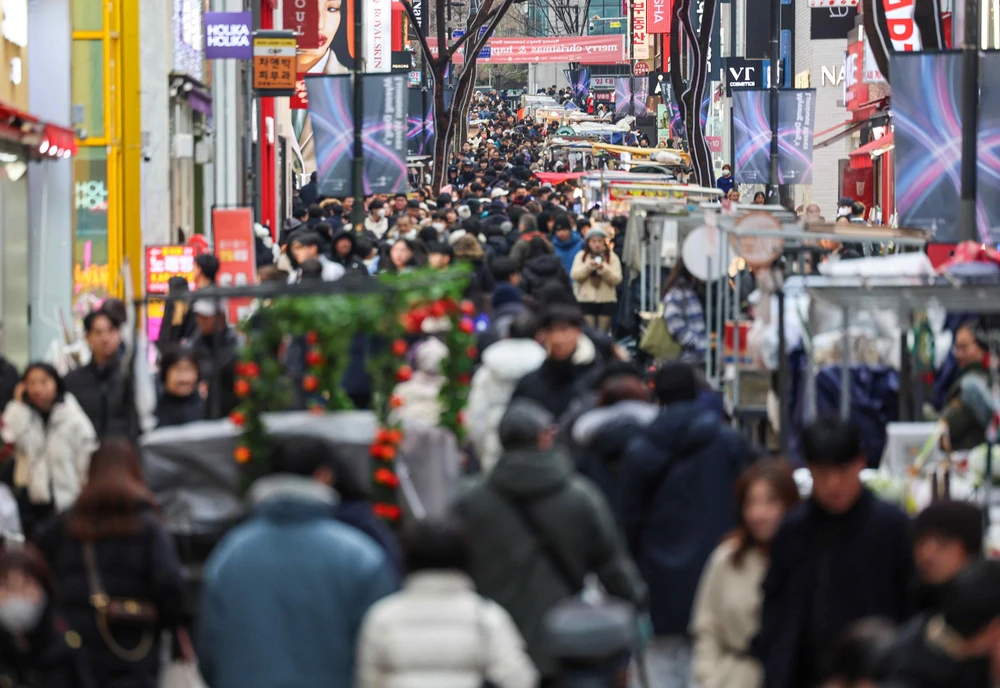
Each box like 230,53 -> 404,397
329,228 -> 369,277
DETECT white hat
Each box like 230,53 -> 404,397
192,299 -> 222,317
491,187 -> 509,199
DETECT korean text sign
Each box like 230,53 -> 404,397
145,245 -> 198,345
211,207 -> 256,323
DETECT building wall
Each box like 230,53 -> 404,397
27,0 -> 72,359
794,9 -> 851,220
140,0 -> 172,247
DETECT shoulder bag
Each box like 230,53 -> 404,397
82,541 -> 159,662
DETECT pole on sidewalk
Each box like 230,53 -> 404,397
767,0 -> 780,201
352,0 -> 365,231
958,0 -> 980,242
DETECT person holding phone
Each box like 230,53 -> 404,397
570,226 -> 622,334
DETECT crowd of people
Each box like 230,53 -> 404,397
0,99 -> 998,688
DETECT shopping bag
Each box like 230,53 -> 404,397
639,315 -> 682,361
159,629 -> 207,688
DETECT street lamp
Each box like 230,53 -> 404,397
588,14 -> 625,35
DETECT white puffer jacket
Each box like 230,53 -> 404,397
356,571 -> 538,688
465,339 -> 546,473
1,395 -> 98,511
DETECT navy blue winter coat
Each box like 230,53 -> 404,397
621,401 -> 750,636
752,490 -> 913,688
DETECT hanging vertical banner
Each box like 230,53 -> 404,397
615,78 -> 650,116
777,88 -> 816,184
633,0 -> 650,60
893,52 -> 961,239
656,104 -> 670,146
407,87 -> 434,156
977,52 -> 1000,241
291,73 -> 310,109
306,74 -> 409,196
211,208 -> 257,324
731,89 -> 771,184
366,0 -> 392,73
305,75 -> 355,196
283,0 -> 320,49
649,0 -> 672,33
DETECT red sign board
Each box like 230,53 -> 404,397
145,245 -> 199,347
291,73 -> 309,109
427,35 -> 627,65
283,0 -> 319,49
845,39 -> 869,111
649,0 -> 672,33
706,136 -> 723,153
211,207 -> 257,324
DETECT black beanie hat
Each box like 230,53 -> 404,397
913,501 -> 984,556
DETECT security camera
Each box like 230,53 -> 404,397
142,148 -> 152,163
75,128 -> 88,141
589,21 -> 595,31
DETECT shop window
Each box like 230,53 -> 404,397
73,147 -> 109,317
72,0 -> 103,31
71,40 -> 104,140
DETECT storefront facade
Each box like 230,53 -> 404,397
70,0 -> 142,318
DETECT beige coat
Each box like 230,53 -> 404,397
569,251 -> 623,304
690,540 -> 767,688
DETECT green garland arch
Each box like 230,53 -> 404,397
229,267 -> 475,522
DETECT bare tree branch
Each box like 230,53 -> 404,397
398,0 -> 436,68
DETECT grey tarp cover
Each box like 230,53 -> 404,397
139,411 -> 461,534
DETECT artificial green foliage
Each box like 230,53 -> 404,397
231,267 -> 472,510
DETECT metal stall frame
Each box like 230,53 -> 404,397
806,279 -> 1000,523
714,222 -> 930,452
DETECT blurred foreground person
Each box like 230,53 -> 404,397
155,348 -> 205,428
545,599 -> 635,688
2,363 -> 97,536
621,362 -> 750,688
511,305 -> 600,419
911,501 -> 984,614
356,518 -> 537,688
199,436 -> 396,688
0,544 -> 94,687
36,438 -> 184,688
452,400 -> 646,680
690,460 -> 800,688
753,417 -> 913,688
882,560 -> 1000,688
467,314 -> 546,474
821,619 -> 896,688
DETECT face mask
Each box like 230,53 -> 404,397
0,594 -> 46,635
837,207 -> 851,218
377,208 -> 387,219
723,169 -> 731,177
432,222 -> 446,231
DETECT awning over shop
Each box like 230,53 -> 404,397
534,171 -> 586,185
814,120 -> 867,149
849,132 -> 894,170
0,102 -> 78,161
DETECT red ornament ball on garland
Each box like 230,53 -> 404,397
305,350 -> 325,367
389,395 -> 405,409
229,410 -> 245,427
442,297 -> 459,315
234,446 -> 252,464
391,339 -> 409,357
305,331 -> 319,346
386,428 -> 403,445
466,345 -> 479,359
396,365 -> 413,383
233,379 -> 251,399
244,362 -> 261,379
374,468 -> 400,488
457,410 -> 466,426
302,375 -> 320,392
430,301 -> 447,318
457,373 -> 472,385
459,318 -> 475,335
373,503 -> 402,521
460,300 -> 476,316
308,403 -> 325,416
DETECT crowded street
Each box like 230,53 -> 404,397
1,0 -> 1000,686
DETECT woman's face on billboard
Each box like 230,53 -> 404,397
297,0 -> 342,72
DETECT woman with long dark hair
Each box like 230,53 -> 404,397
155,277 -> 197,353
35,438 -> 184,688
1,363 -> 97,536
690,460 -> 800,688
661,257 -> 708,363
